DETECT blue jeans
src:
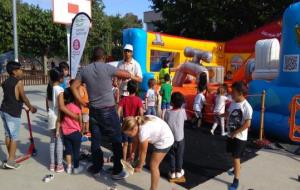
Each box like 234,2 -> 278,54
161,102 -> 170,110
1,111 -> 21,141
89,106 -> 123,174
146,106 -> 156,116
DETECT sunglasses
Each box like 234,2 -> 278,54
124,50 -> 132,53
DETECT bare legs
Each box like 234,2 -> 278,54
149,151 -> 167,190
5,137 -> 17,161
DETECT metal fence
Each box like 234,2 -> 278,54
0,74 -> 48,86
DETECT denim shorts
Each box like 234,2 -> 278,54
153,145 -> 172,153
1,111 -> 21,141
161,102 -> 170,110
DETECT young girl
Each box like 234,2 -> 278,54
122,116 -> 174,190
145,78 -> 157,116
61,88 -> 83,174
47,67 -> 79,173
210,84 -> 229,136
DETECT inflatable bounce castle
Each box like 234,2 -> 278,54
121,2 -> 300,141
249,2 -> 300,141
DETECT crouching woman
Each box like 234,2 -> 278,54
122,115 -> 174,190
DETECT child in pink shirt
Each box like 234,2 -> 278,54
60,88 -> 83,174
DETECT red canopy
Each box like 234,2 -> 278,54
225,21 -> 282,53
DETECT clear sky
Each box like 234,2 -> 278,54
22,0 -> 152,20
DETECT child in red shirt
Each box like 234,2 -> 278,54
118,80 -> 143,161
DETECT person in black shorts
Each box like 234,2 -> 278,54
226,81 -> 253,190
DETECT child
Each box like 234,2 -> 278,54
165,92 -> 187,179
59,62 -> 70,90
226,81 -> 253,190
159,59 -> 169,83
210,84 -> 229,136
122,115 -> 174,190
112,77 -> 120,105
79,83 -> 90,136
47,67 -> 79,173
193,86 -> 206,128
61,88 -> 83,174
0,61 -> 37,169
145,78 -> 157,116
160,74 -> 172,119
118,80 -> 143,161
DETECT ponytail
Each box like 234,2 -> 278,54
122,116 -> 153,132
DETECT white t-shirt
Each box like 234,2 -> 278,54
214,95 -> 229,114
146,88 -> 156,107
118,58 -> 143,96
193,93 -> 206,112
48,85 -> 64,130
227,99 -> 253,141
139,115 -> 174,149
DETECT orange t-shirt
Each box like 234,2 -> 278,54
79,85 -> 89,114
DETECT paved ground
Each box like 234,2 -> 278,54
0,85 -> 299,190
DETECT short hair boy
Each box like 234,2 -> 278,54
1,61 -> 37,169
226,81 -> 253,190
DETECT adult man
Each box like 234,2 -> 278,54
117,44 -> 143,96
71,47 -> 131,179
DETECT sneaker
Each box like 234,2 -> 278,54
175,169 -> 184,178
55,164 -> 64,173
4,160 -> 21,169
111,170 -> 129,180
210,129 -> 214,135
66,166 -> 72,174
169,172 -> 176,179
49,164 -> 55,172
43,174 -> 54,183
73,165 -> 84,174
221,132 -> 228,136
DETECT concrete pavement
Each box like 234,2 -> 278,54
0,85 -> 299,190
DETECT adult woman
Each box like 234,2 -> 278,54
122,115 -> 174,190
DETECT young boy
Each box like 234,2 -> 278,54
59,62 -> 70,90
145,78 -> 157,116
79,83 -> 90,136
193,86 -> 206,128
0,61 -> 37,169
118,80 -> 143,161
226,81 -> 253,190
165,92 -> 187,179
160,74 -> 172,119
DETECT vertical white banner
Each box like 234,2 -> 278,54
70,12 -> 91,79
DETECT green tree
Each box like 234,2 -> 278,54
82,0 -> 112,63
0,0 -> 66,58
108,12 -> 142,59
150,0 -> 295,41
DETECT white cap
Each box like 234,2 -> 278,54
124,44 -> 133,52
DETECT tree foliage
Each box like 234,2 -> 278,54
0,0 -> 142,62
0,0 -> 66,57
150,0 -> 295,41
